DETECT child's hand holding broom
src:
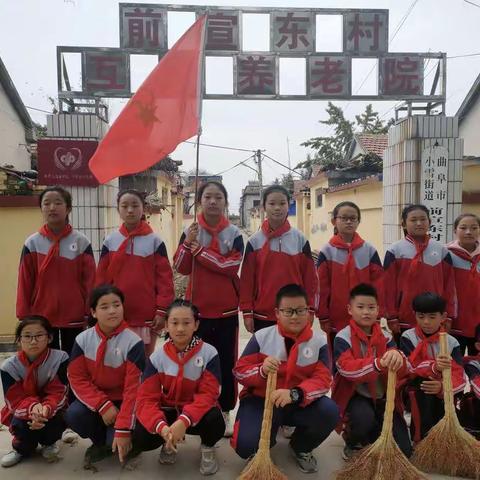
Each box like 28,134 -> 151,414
336,358 -> 427,480
412,331 -> 480,478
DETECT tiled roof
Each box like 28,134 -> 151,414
355,133 -> 388,158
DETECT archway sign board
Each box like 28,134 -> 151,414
57,3 -> 446,104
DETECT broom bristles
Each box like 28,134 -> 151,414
337,369 -> 427,480
412,332 -> 480,479
237,372 -> 288,480
412,413 -> 480,478
237,454 -> 288,480
336,435 -> 427,480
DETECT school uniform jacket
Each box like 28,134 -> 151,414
317,242 -> 384,332
96,230 -> 174,326
233,325 -> 331,407
16,230 -> 95,328
399,328 -> 466,395
239,228 -> 318,323
1,349 -> 68,426
332,325 -> 406,416
447,241 -> 480,338
68,326 -> 145,438
136,340 -> 221,433
173,224 -> 244,318
464,356 -> 480,399
383,238 -> 455,329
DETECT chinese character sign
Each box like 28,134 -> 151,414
344,11 -> 388,55
83,51 -> 130,96
421,146 -> 449,243
380,55 -> 424,96
38,139 -> 99,187
309,55 -> 351,97
272,11 -> 314,52
120,5 -> 167,51
236,54 -> 276,95
206,11 -> 240,51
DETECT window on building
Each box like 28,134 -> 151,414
253,200 -> 260,207
161,187 -> 169,205
316,188 -> 323,207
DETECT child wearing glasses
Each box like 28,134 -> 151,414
240,185 -> 318,333
317,201 -> 383,342
1,316 -> 69,467
232,284 -> 339,474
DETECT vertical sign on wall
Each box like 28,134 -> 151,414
420,146 -> 449,243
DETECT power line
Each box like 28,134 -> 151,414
25,105 -> 52,115
448,52 -> 480,59
262,153 -> 303,175
464,0 -> 480,8
183,140 -> 256,153
213,154 -> 257,176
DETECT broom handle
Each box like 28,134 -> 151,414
439,332 -> 455,417
380,369 -> 397,438
258,371 -> 277,453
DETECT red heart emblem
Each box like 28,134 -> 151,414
54,147 -> 82,171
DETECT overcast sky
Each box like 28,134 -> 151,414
1,0 -> 480,212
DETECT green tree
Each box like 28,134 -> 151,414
298,103 -> 393,172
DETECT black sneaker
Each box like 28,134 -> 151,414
84,444 -> 113,466
342,444 -> 363,461
289,445 -> 318,473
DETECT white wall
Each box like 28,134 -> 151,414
460,98 -> 480,157
0,81 -> 31,170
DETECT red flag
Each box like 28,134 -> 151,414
89,15 -> 206,184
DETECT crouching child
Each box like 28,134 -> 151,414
134,300 -> 225,476
399,292 -> 466,443
65,285 -> 145,467
332,283 -> 411,460
232,284 -> 339,474
1,316 -> 68,467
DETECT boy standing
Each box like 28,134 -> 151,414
399,292 -> 466,443
232,284 -> 339,474
333,283 -> 411,459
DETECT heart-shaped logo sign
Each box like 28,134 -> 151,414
54,147 -> 82,171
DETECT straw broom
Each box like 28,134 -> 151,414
412,332 -> 480,478
336,368 -> 427,480
237,371 -> 288,480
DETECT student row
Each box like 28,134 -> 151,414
20,184 -> 480,351
3,283 -> 480,474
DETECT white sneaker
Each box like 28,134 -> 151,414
200,445 -> 218,475
282,425 -> 295,439
62,428 -> 78,444
1,450 -> 22,468
41,443 -> 60,463
158,444 -> 177,465
222,411 -> 233,438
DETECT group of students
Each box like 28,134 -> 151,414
0,180 -> 479,475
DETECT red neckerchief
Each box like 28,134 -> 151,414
448,240 -> 480,278
409,326 -> 442,368
329,233 -> 365,289
18,348 -> 50,397
349,319 -> 387,401
197,213 -> 230,254
406,234 -> 430,279
277,322 -> 313,387
107,221 -> 153,281
258,219 -> 291,288
164,338 -> 203,405
93,322 -> 128,382
38,224 -> 73,277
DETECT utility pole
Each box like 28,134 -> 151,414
255,149 -> 264,221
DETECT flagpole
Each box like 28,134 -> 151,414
191,14 -> 207,305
